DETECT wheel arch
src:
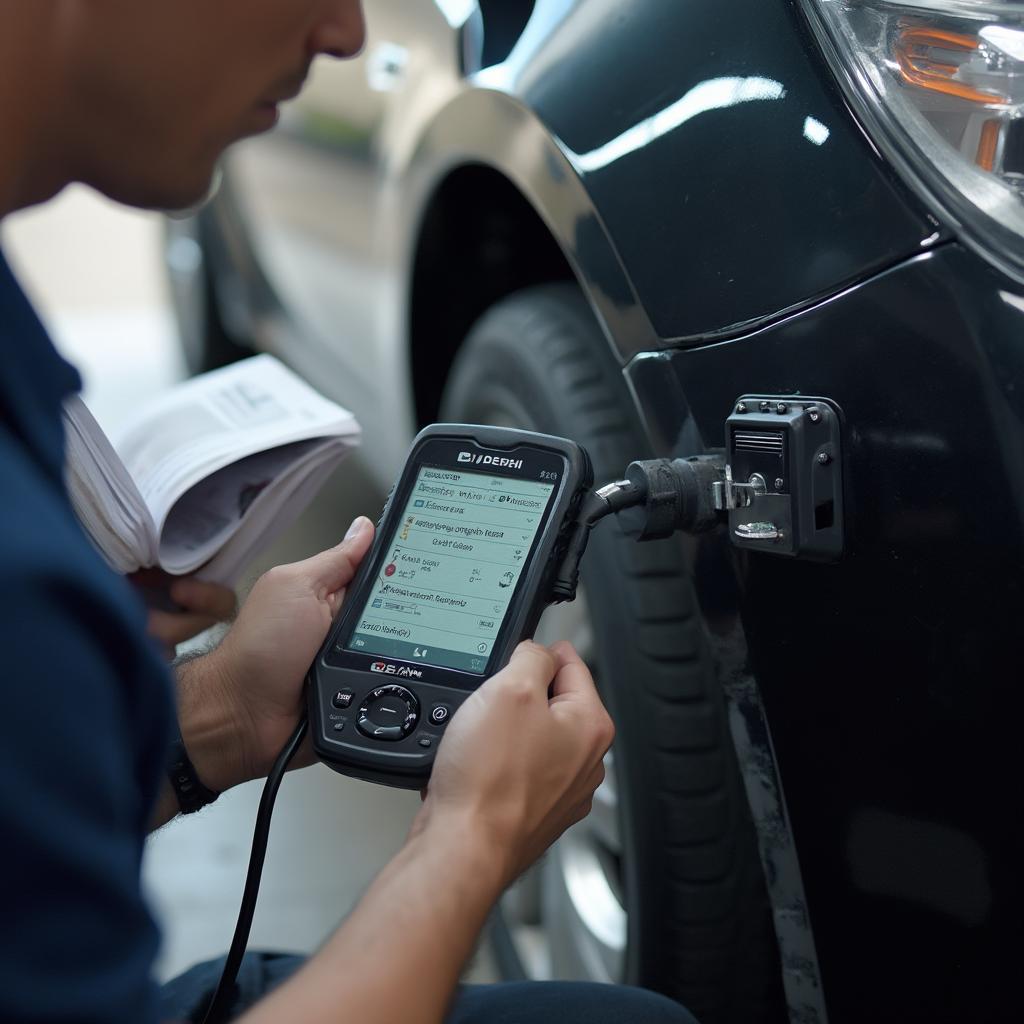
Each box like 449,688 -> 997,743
408,164 -> 571,425
398,88 -> 659,427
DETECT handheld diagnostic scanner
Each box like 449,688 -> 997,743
307,424 -> 593,789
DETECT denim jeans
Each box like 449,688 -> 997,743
159,952 -> 698,1024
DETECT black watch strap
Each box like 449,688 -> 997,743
167,728 -> 220,815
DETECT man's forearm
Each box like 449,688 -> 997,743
149,654 -> 245,832
240,811 -> 507,1024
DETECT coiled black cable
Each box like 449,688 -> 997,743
200,715 -> 308,1024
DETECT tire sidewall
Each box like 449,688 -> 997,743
441,285 -> 722,995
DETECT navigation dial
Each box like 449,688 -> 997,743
357,684 -> 420,742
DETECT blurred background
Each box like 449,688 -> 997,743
1,186 -> 493,983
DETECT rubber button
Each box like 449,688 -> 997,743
430,705 -> 451,726
368,694 -> 408,722
332,690 -> 354,709
357,684 -> 420,742
358,718 -> 404,741
418,737 -> 432,749
332,722 -> 345,733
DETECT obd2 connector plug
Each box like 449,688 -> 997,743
550,455 -> 726,602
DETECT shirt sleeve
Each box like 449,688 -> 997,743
0,447 -> 169,1024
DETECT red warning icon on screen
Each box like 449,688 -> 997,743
384,563 -> 397,577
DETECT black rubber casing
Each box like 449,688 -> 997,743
308,424 -> 592,788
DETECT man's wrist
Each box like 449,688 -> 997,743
410,805 -> 513,899
174,651 -> 251,794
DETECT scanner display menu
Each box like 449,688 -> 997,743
346,466 -> 555,673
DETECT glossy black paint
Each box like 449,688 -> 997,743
497,0 -> 940,346
627,242 -> 1024,1024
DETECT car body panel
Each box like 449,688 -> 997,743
475,0 -> 942,348
627,242 -> 1024,1023
395,87 -> 658,352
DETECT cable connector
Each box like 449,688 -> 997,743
549,455 -> 726,603
550,478 -> 646,602
616,455 -> 725,541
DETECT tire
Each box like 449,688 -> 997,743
440,284 -> 785,1024
164,215 -> 251,376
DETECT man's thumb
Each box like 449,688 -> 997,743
305,516 -> 375,590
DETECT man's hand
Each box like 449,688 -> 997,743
130,569 -> 237,658
413,640 -> 614,888
241,639 -> 614,1024
176,517 -> 374,795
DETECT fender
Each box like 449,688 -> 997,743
394,86 -> 657,365
400,0 -> 940,357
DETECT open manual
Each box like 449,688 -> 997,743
63,354 -> 361,585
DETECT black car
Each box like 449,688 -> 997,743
165,2 -> 1024,1022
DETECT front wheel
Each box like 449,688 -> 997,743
440,284 -> 785,1024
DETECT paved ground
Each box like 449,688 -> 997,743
3,186 -> 495,983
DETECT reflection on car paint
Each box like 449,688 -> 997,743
567,76 -> 787,174
803,116 -> 831,146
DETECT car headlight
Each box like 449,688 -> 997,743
800,1 -> 1024,280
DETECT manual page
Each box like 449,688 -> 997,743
64,354 -> 360,583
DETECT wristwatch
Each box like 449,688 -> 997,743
166,727 -> 220,814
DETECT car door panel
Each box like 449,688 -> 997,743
626,243 -> 1024,1023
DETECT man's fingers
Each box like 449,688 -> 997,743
548,640 -> 586,674
584,759 -> 606,796
142,578 -> 236,651
494,641 -> 558,694
298,516 -> 375,591
169,579 -> 237,620
147,610 -> 219,647
548,641 -> 600,702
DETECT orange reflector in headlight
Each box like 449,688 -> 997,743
977,119 -> 1002,172
799,0 -> 1024,281
895,25 -> 1009,105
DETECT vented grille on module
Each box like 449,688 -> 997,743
733,430 -> 785,455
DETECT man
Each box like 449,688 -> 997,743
0,3 -> 697,1023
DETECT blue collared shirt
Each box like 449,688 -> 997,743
0,250 -> 172,1023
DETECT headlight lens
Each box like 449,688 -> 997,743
802,1 -> 1024,278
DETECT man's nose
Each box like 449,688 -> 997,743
309,0 -> 367,59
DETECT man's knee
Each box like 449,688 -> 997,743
448,980 -> 698,1024
580,984 -> 698,1024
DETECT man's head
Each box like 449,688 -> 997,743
2,0 -> 365,212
